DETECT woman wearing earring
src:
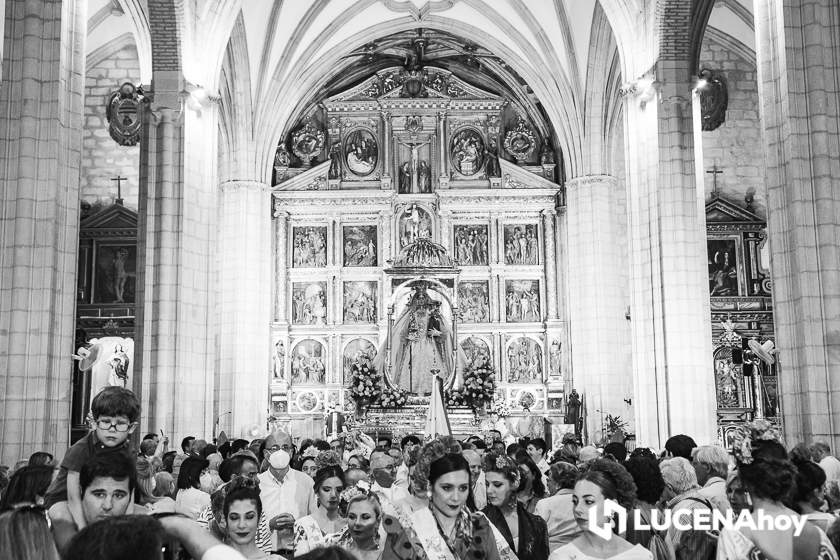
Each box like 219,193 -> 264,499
483,453 -> 549,560
222,477 -> 271,559
294,464 -> 347,555
717,421 -> 839,560
383,437 -> 517,560
329,482 -> 385,560
549,459 -> 651,560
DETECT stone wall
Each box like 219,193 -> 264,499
700,37 -> 766,218
81,44 -> 141,210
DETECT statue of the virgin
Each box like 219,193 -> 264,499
376,284 -> 457,395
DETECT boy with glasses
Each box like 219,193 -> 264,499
44,387 -> 140,535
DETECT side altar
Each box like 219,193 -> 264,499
267,62 -> 570,441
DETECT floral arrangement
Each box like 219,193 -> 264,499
604,414 -> 629,435
378,386 -> 409,408
444,388 -> 466,407
348,361 -> 382,408
730,419 -> 782,465
460,360 -> 497,409
489,397 -> 511,417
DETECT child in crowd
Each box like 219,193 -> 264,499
43,387 -> 139,531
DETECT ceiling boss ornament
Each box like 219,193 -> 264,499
503,116 -> 536,164
106,82 -> 145,146
291,120 -> 326,167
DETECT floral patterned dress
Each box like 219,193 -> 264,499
293,515 -> 343,556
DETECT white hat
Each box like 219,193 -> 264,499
269,450 -> 291,469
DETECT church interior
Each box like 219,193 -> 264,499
1,0 -> 839,465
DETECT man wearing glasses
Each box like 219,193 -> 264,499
43,386 -> 140,551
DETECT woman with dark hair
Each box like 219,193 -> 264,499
483,453 -> 549,560
513,450 -> 546,513
223,477 -> 270,559
295,464 -> 347,555
0,465 -> 54,509
382,438 -> 516,560
790,447 -> 837,532
718,421 -> 838,559
175,456 -> 211,519
535,461 -> 581,551
300,455 -> 319,480
622,453 -> 666,548
550,459 -> 651,559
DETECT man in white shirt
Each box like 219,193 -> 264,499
257,449 -> 316,552
811,442 -> 840,481
370,450 -> 410,504
462,448 -> 486,510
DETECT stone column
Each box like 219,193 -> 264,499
135,90 -> 217,442
216,181 -> 272,436
0,0 -> 85,464
565,175 -> 633,442
755,0 -> 840,448
273,208 -> 289,323
622,69 -> 716,447
437,111 -> 448,176
542,210 -> 558,320
381,111 -> 392,182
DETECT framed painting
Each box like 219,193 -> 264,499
292,282 -> 328,325
292,226 -> 328,268
343,226 -> 377,267
708,237 -> 741,296
503,224 -> 539,265
453,225 -> 489,266
504,280 -> 540,322
458,281 -> 490,323
93,243 -> 136,304
343,281 -> 377,324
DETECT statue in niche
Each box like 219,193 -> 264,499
565,389 -> 581,425
397,138 -> 431,193
484,139 -> 501,178
398,162 -> 411,194
375,283 -> 457,394
418,160 -> 431,193
400,204 -> 432,247
549,339 -> 562,378
272,341 -> 285,381
328,142 -> 341,179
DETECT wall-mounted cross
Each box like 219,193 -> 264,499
111,175 -> 126,205
706,164 -> 724,198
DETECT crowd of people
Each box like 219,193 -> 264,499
2,387 -> 840,560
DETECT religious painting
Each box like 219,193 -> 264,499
505,280 -> 541,322
93,244 -> 136,304
708,239 -> 740,296
344,128 -> 378,177
290,339 -> 326,385
458,281 -> 490,323
450,128 -> 485,176
504,224 -> 540,265
292,282 -> 328,325
396,138 -> 432,194
292,226 -> 328,268
343,281 -> 377,324
343,226 -> 377,267
453,225 -> 489,266
507,337 -> 543,383
460,337 -> 491,368
343,338 -> 377,382
713,347 -> 743,408
398,204 -> 432,248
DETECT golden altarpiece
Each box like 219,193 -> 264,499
269,66 -> 567,438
